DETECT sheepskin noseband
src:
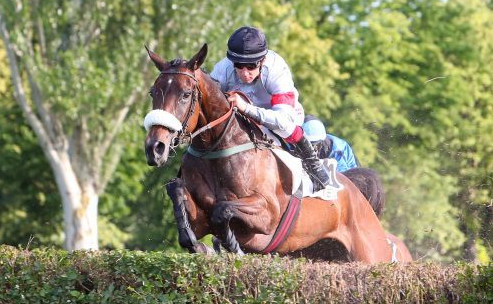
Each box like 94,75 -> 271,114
143,109 -> 182,132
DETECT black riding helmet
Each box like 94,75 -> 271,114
227,26 -> 268,63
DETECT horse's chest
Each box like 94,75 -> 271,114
184,152 -> 266,204
211,162 -> 253,188
196,159 -> 256,198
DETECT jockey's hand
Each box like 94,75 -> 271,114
227,93 -> 247,112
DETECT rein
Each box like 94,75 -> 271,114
189,101 -> 235,140
152,70 -> 263,158
186,91 -> 276,159
159,70 -> 236,148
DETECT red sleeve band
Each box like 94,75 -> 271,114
285,126 -> 304,144
271,92 -> 295,107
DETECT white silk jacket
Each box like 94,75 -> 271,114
210,50 -> 304,138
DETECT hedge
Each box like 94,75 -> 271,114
0,245 -> 491,303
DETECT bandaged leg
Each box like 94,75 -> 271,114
166,178 -> 214,254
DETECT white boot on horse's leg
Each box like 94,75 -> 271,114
192,242 -> 216,255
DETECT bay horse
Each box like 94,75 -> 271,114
144,43 -> 408,263
342,167 -> 413,262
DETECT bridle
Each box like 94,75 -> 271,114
157,70 -> 236,149
159,70 -> 201,146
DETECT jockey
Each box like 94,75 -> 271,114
210,26 -> 331,191
302,115 -> 359,172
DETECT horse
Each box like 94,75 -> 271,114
342,167 -> 386,218
386,232 -> 413,262
342,168 -> 413,262
144,43 -> 408,263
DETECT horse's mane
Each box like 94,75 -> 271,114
168,58 -> 207,73
165,58 -> 224,94
167,58 -> 264,139
169,58 -> 183,67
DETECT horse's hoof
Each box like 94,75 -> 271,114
211,202 -> 233,225
212,236 -> 222,253
192,242 -> 216,255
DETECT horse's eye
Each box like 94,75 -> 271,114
149,86 -> 155,97
179,91 -> 192,104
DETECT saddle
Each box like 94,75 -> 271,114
226,91 -> 343,199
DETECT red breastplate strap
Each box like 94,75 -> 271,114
262,183 -> 303,254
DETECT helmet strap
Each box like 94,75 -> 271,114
255,56 -> 266,80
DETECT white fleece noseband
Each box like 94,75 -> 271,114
143,109 -> 183,132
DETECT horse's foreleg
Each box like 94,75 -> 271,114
166,178 -> 214,254
210,200 -> 245,255
211,195 -> 274,254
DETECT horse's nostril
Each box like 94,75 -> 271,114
154,141 -> 166,156
172,136 -> 180,147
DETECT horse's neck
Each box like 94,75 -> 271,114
199,74 -> 230,121
192,73 -> 250,149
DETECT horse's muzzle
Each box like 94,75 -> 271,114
145,139 -> 170,166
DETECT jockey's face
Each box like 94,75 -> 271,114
234,60 -> 262,83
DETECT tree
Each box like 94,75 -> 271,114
305,0 -> 491,261
0,43 -> 65,247
434,0 -> 493,262
0,0 -> 253,251
310,0 -> 493,262
0,0 -> 161,250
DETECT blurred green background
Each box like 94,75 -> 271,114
1,0 -> 492,263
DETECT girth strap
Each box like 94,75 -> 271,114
187,142 -> 256,159
262,182 -> 303,254
387,238 -> 398,262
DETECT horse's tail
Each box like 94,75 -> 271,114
342,167 -> 386,218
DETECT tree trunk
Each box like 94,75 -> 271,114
51,153 -> 99,250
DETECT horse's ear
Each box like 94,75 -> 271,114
187,43 -> 208,71
145,45 -> 167,71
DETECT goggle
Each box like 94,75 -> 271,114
234,61 -> 261,71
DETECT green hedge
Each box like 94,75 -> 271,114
0,245 -> 491,303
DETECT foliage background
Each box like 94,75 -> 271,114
1,0 -> 492,263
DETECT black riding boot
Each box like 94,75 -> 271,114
293,136 -> 331,192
